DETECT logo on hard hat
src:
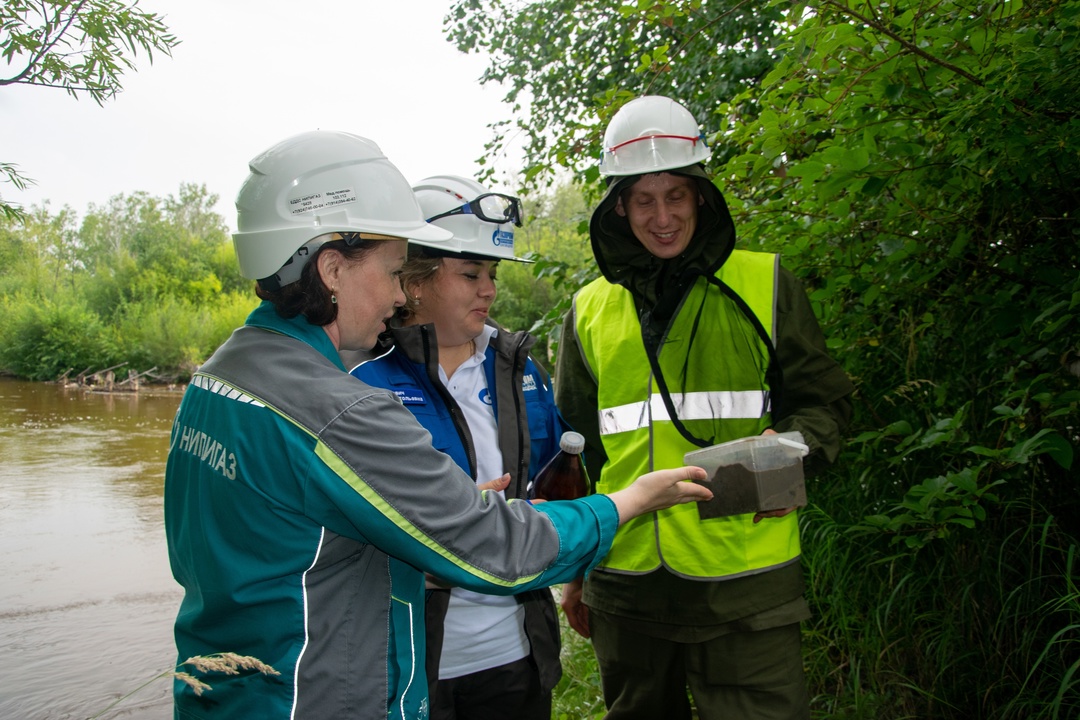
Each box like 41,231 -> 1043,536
492,228 -> 514,248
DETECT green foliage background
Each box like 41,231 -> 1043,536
2,0 -> 1078,716
0,183 -> 256,382
451,0 -> 1080,718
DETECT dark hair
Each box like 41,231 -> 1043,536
255,236 -> 381,326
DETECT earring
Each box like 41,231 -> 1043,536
331,287 -> 338,305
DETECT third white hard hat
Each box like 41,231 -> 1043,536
598,96 -> 712,177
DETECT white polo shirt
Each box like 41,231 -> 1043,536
436,324 -> 530,679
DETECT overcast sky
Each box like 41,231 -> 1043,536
0,0 -> 521,231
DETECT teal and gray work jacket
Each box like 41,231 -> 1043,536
165,302 -> 618,720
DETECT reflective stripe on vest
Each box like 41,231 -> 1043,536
598,391 -> 768,436
574,249 -> 800,579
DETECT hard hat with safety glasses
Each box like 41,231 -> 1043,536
426,192 -> 522,228
411,175 -> 532,262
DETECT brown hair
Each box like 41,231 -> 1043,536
255,236 -> 381,326
395,246 -> 444,323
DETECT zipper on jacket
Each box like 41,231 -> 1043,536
419,324 -> 479,478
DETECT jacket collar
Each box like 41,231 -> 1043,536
384,319 -> 533,366
245,301 -> 347,372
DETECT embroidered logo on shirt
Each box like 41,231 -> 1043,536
522,373 -> 538,394
479,388 -> 493,406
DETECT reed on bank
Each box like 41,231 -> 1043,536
89,652 -> 279,720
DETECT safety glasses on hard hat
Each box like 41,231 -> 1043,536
425,192 -> 523,227
607,133 -> 706,154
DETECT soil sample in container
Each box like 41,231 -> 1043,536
684,432 -> 809,519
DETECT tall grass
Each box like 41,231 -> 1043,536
113,292 -> 257,379
90,653 -> 279,720
552,600 -> 606,720
0,289 -> 258,382
0,291 -> 116,380
803,475 -> 1080,719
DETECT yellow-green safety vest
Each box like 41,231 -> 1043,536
574,249 -> 800,579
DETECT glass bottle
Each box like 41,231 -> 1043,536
529,431 -> 591,501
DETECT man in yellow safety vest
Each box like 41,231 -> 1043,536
555,95 -> 856,720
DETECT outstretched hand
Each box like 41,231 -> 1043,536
607,466 -> 713,525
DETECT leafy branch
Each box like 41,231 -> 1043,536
1,161 -> 34,221
0,0 -> 177,219
817,0 -> 985,87
0,0 -> 180,104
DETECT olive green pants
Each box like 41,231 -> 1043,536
589,610 -> 810,720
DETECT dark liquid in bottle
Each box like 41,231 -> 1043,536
530,432 -> 590,501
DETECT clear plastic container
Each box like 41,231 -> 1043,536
683,431 -> 809,518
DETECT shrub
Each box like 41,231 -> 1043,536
0,292 -> 117,380
113,292 -> 257,381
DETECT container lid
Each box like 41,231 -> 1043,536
559,431 -> 585,454
683,431 -> 809,471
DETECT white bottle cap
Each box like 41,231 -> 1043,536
560,431 -> 585,454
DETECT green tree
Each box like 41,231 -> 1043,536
491,182 -> 595,361
79,183 -> 234,314
719,0 -> 1079,522
0,201 -> 81,297
446,0 -> 784,187
0,186 -> 253,381
0,0 -> 178,219
454,1 -> 1080,716
0,292 -> 118,380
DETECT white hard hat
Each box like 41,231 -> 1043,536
598,96 -> 712,177
411,175 -> 531,262
232,130 -> 451,284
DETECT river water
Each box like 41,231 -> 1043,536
0,378 -> 183,719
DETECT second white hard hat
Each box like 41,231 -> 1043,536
411,175 -> 530,262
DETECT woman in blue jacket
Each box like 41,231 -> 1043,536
352,175 -> 565,720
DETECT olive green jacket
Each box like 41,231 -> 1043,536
554,166 -> 855,628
